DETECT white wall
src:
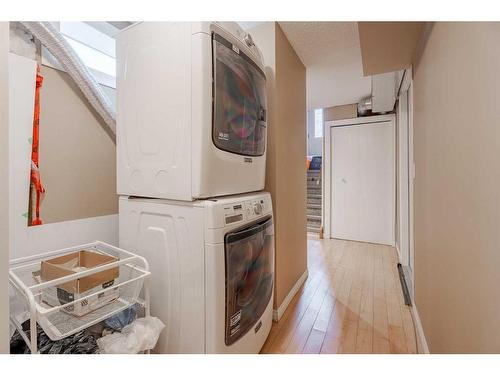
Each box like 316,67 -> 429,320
307,109 -> 322,156
11,215 -> 118,260
307,62 -> 371,111
0,21 -> 9,354
8,50 -> 119,262
9,53 -> 36,260
2,27 -> 118,350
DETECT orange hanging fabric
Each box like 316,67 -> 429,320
29,65 -> 45,226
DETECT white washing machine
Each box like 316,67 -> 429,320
116,22 -> 267,201
119,192 -> 274,353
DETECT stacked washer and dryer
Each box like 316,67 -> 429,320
116,22 -> 274,353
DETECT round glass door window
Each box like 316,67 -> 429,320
212,33 -> 267,157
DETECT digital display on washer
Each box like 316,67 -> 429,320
225,214 -> 243,224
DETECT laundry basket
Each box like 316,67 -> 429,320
9,242 -> 150,352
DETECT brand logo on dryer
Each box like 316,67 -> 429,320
244,157 -> 253,163
218,132 -> 229,141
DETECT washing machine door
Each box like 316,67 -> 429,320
212,33 -> 267,157
224,216 -> 274,346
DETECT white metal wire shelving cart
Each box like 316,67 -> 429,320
9,241 -> 151,354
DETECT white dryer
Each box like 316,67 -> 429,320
116,22 -> 267,201
119,192 -> 274,353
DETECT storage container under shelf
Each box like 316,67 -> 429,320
9,241 -> 151,353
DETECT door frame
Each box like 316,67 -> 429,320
396,67 -> 415,295
0,22 -> 9,354
323,114 -> 396,241
397,77 -> 410,265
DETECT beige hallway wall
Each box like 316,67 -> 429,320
38,66 -> 118,224
358,22 -> 425,76
274,24 -> 308,308
413,22 -> 500,353
250,22 -> 308,310
323,104 -> 357,122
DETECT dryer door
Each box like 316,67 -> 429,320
212,33 -> 267,157
224,216 -> 274,346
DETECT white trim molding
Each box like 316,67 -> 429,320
395,243 -> 402,263
0,21 -> 10,355
272,269 -> 308,322
410,302 -> 430,354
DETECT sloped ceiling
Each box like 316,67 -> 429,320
277,22 -> 371,110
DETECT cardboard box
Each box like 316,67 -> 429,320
39,250 -> 120,316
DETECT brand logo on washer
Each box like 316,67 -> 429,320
230,311 -> 242,326
255,321 -> 262,333
244,157 -> 253,163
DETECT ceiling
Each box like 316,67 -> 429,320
277,22 -> 371,110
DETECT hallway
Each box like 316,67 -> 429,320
261,237 -> 417,354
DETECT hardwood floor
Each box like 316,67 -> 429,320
261,236 -> 417,354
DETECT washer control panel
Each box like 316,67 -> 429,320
222,196 -> 271,226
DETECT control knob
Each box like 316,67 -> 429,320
244,33 -> 254,47
253,202 -> 263,215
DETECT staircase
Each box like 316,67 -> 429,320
307,169 -> 322,233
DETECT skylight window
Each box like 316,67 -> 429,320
64,37 -> 116,77
42,22 -> 117,88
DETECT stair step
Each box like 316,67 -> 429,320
307,194 -> 322,200
307,196 -> 321,201
307,223 -> 321,231
307,176 -> 322,181
307,222 -> 321,229
307,184 -> 321,190
307,204 -> 322,210
307,221 -> 321,229
307,214 -> 321,222
307,170 -> 321,175
307,226 -> 320,233
307,195 -> 322,200
307,204 -> 321,212
307,203 -> 322,209
307,189 -> 322,195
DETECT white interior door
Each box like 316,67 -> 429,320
330,121 -> 395,245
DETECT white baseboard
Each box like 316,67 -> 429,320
272,269 -> 308,322
410,302 -> 430,354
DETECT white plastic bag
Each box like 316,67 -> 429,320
97,316 -> 165,354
